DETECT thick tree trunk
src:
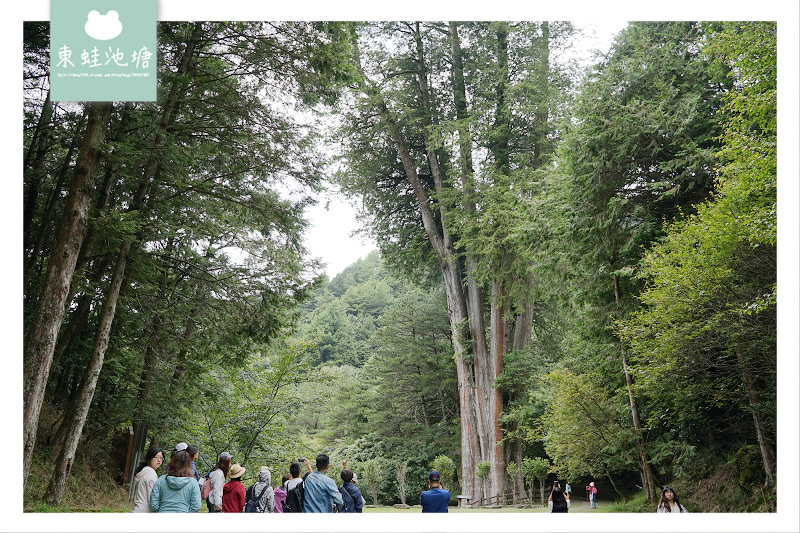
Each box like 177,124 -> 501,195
478,24 -> 513,504
486,278 -> 507,501
510,305 -> 533,498
356,26 -> 507,505
46,241 -> 131,505
22,101 -> 113,486
449,22 -> 499,505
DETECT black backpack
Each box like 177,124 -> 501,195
283,481 -> 304,513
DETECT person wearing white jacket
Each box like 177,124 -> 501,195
132,447 -> 164,512
207,452 -> 231,512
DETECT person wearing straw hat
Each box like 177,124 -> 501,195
222,463 -> 247,512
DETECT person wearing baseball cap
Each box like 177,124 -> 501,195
420,471 -> 450,513
164,443 -> 189,476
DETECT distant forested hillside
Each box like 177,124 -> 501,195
284,251 -> 461,504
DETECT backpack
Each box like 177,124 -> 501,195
282,481 -> 304,513
200,476 -> 212,500
244,483 -> 270,513
338,486 -> 356,513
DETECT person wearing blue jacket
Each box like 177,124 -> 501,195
338,468 -> 363,512
420,471 -> 450,513
150,450 -> 202,513
302,454 -> 343,513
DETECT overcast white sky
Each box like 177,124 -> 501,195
5,2 -> 799,533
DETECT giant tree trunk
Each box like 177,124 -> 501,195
23,101 -> 113,486
485,278 -> 508,501
356,23 -> 521,506
510,303 -> 534,497
450,21 -> 509,505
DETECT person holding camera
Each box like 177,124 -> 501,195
286,457 -> 310,492
548,486 -> 570,513
586,481 -> 597,508
420,471 -> 450,513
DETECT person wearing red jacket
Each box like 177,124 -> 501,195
222,464 -> 247,512
586,481 -> 597,509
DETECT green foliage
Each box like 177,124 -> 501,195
520,456 -> 550,504
23,20 -> 778,514
475,460 -> 491,481
539,368 -> 637,481
361,458 -> 383,506
616,22 -> 776,485
506,461 -> 519,482
23,20 -> 363,507
432,455 -> 457,488
182,339 -> 316,469
521,457 -> 548,484
297,252 -> 393,367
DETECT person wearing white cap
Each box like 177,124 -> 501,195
586,481 -> 597,508
207,452 -> 232,512
164,443 -> 188,476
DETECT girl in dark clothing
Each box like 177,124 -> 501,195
548,487 -> 570,513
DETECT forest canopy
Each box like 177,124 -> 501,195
20,19 -> 784,518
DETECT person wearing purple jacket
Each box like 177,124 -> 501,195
273,474 -> 290,513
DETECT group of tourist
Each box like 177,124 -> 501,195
131,444 -> 368,513
131,443 -> 687,513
